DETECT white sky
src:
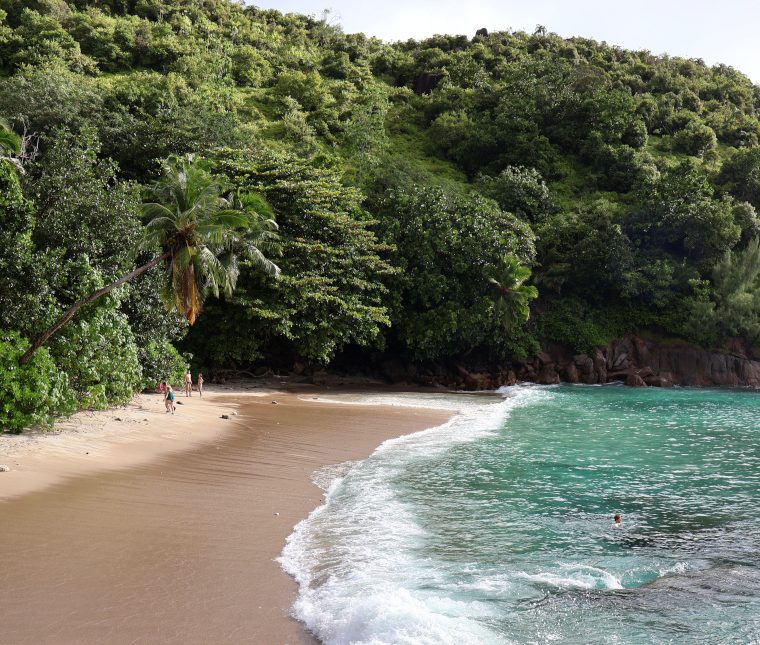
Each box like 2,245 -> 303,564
251,0 -> 760,83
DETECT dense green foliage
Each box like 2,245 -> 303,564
3,0 -> 760,429
186,147 -> 391,365
375,186 -> 534,359
0,331 -> 75,433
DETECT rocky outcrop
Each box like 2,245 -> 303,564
417,336 -> 759,389
289,335 -> 760,390
604,336 -> 760,387
523,336 -> 760,388
625,373 -> 647,387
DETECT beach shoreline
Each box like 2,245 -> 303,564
0,387 -> 247,502
0,385 -> 452,644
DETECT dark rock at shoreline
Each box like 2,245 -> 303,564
637,366 -> 655,379
559,362 -> 579,383
248,334 -> 760,392
591,349 -> 607,384
291,362 -> 306,375
573,354 -> 595,384
464,334 -> 758,389
535,336 -> 739,389
382,359 -> 409,383
644,374 -> 673,387
626,373 -> 647,387
536,363 -> 560,384
456,365 -> 493,389
604,336 -> 760,387
311,369 -> 329,385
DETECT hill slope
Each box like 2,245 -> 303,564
2,0 -> 760,425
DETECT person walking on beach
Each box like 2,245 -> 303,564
184,369 -> 192,397
197,372 -> 204,398
165,385 -> 176,414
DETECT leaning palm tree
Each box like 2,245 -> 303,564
19,154 -> 279,364
488,255 -> 539,329
141,155 -> 280,324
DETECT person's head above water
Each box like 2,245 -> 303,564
614,514 -> 621,524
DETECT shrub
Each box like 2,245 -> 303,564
622,119 -> 648,149
538,300 -> 613,353
537,299 -> 651,354
0,331 -> 76,433
51,306 -> 142,409
476,166 -> 554,222
672,120 -> 717,157
717,147 -> 760,209
138,340 -> 187,390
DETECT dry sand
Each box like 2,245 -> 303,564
0,389 -> 241,502
0,388 -> 452,644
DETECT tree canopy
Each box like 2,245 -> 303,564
3,0 -> 760,429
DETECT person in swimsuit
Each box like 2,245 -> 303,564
613,514 -> 622,527
197,372 -> 204,398
165,385 -> 176,414
184,369 -> 192,397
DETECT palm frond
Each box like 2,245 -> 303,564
247,246 -> 281,277
142,153 -> 282,326
488,255 -> 539,329
238,191 -> 275,219
197,246 -> 228,298
141,202 -> 176,222
205,211 -> 253,229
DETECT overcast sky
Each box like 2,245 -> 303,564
252,0 -> 760,83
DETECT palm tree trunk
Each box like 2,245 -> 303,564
19,251 -> 170,365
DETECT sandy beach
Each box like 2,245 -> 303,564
0,387 -> 451,644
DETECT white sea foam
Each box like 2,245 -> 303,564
517,564 -> 624,591
660,561 -> 689,577
312,461 -> 362,493
279,387 -> 542,645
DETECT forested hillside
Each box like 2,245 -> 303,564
3,0 -> 760,429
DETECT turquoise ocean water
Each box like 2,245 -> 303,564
280,386 -> 760,644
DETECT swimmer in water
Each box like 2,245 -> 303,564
613,514 -> 622,527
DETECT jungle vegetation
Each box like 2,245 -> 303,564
2,0 -> 760,430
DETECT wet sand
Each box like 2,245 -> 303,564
0,391 -> 451,644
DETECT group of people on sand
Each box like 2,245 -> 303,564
158,370 -> 204,414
